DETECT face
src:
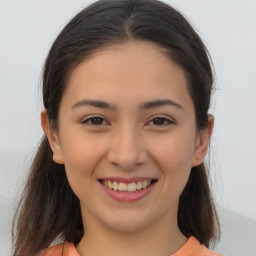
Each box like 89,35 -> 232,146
43,41 -> 211,233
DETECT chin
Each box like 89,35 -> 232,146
108,221 -> 148,233
101,211 -> 156,233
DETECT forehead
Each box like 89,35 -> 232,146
62,40 -> 192,110
69,40 -> 183,83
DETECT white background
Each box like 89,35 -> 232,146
0,0 -> 256,255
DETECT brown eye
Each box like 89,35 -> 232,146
90,117 -> 104,125
153,118 -> 165,125
148,117 -> 173,126
82,116 -> 108,126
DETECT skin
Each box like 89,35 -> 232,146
41,40 -> 214,256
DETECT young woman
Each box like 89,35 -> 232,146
12,0 -> 222,255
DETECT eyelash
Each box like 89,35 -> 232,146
81,116 -> 174,127
147,116 -> 174,126
81,116 -> 109,126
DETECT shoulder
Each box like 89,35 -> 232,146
190,237 -> 223,256
196,245 -> 223,256
40,242 -> 79,256
173,236 -> 223,256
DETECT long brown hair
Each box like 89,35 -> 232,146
12,0 -> 220,255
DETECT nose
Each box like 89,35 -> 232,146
107,125 -> 147,171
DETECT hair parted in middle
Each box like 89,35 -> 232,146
12,1 -> 219,255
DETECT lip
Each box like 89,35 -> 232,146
99,178 -> 157,202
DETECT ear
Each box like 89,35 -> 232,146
192,115 -> 214,167
41,109 -> 64,164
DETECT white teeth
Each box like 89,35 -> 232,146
136,181 -> 142,190
102,179 -> 153,192
127,182 -> 136,192
113,181 -> 118,190
119,182 -> 128,191
107,180 -> 113,189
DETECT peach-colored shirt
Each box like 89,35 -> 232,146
41,236 -> 223,256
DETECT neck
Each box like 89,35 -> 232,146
76,212 -> 188,256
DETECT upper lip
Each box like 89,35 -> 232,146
99,177 -> 157,183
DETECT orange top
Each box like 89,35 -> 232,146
41,236 -> 222,256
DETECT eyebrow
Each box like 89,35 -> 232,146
139,99 -> 184,111
72,99 -> 117,110
71,99 -> 184,111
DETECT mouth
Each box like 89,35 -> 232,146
99,179 -> 157,193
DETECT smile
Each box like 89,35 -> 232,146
99,177 -> 158,202
100,179 -> 154,193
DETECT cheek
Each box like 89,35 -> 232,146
151,133 -> 195,192
61,131 -> 106,167
153,132 -> 195,168
60,134 -> 107,190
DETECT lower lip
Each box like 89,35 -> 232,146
100,182 -> 156,202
